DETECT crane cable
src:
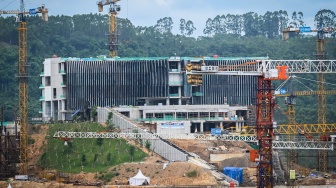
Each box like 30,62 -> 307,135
0,0 -> 16,12
295,75 -> 336,87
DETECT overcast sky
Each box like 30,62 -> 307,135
1,0 -> 335,37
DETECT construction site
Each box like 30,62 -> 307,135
1,0 -> 336,188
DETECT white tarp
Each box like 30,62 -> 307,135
128,169 -> 150,186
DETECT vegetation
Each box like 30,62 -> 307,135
0,9 -> 336,125
38,122 -> 147,173
186,170 -> 198,177
145,140 -> 151,153
97,171 -> 120,183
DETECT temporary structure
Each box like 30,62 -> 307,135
128,169 -> 150,186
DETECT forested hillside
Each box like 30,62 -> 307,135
0,9 -> 335,124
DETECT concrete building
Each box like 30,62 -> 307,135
39,56 -> 266,133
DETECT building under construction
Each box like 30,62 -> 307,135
39,56 -> 266,132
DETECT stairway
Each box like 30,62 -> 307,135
273,150 -> 285,184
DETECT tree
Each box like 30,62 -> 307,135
145,140 -> 151,155
81,154 -> 86,164
106,112 -> 116,131
289,11 -> 305,27
91,106 -> 97,122
129,145 -> 135,161
243,12 -> 261,37
180,19 -> 186,35
225,14 -> 242,35
315,9 -> 336,37
203,18 -> 214,36
93,153 -> 98,162
107,152 -> 112,163
185,20 -> 196,36
155,17 -> 173,34
262,11 -> 281,39
96,138 -> 104,147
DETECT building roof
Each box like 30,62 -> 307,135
60,56 -> 268,62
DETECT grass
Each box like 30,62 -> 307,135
38,122 -> 147,173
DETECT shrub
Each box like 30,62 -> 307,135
186,170 -> 198,177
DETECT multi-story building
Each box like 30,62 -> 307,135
40,56 -> 267,133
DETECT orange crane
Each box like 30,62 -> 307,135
186,59 -> 336,188
97,0 -> 121,57
0,1 -> 48,175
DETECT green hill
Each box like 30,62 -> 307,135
38,122 -> 147,173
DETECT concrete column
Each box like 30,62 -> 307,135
178,87 -> 182,105
235,122 -> 240,133
220,122 -> 223,130
166,98 -> 170,105
178,61 -> 181,72
200,122 -> 204,132
142,111 -> 146,119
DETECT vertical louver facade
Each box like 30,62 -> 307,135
64,57 -> 264,111
66,58 -> 169,111
190,59 -> 258,106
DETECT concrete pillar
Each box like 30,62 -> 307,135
200,122 -> 204,132
236,122 -> 240,133
142,111 -> 146,119
220,122 -> 223,130
178,87 -> 182,105
178,61 -> 181,72
166,98 -> 170,105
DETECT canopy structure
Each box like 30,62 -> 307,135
128,170 -> 150,186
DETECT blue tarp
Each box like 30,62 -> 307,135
211,128 -> 222,135
223,167 -> 244,184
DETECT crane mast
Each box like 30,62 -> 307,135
282,23 -> 336,174
186,59 -> 336,188
18,0 -> 28,175
0,0 -> 48,175
97,0 -> 121,57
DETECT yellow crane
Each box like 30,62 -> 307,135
282,18 -> 336,172
0,1 -> 48,175
97,0 -> 121,57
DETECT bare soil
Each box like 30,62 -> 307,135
5,125 -> 217,187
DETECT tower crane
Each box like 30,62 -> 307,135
274,76 -> 336,187
0,1 -> 48,175
282,18 -> 336,173
185,59 -> 336,188
97,0 -> 121,57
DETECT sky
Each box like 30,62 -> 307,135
0,0 -> 335,37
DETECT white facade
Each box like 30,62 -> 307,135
113,104 -> 247,134
40,57 -> 67,121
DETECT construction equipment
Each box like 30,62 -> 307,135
0,1 -> 48,175
282,17 -> 336,173
97,0 -> 121,57
185,59 -> 336,188
274,76 -> 336,139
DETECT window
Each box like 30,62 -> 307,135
45,76 -> 51,86
53,88 -> 57,98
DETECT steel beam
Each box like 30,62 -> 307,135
53,131 -> 334,150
